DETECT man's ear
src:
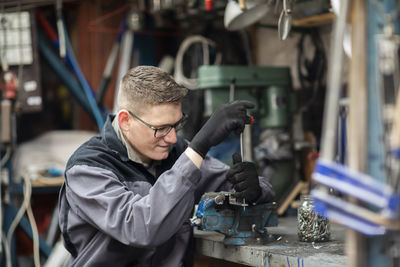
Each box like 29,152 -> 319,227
118,110 -> 130,132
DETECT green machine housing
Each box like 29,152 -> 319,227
197,65 -> 294,129
198,65 -> 296,201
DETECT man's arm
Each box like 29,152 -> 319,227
184,147 -> 203,168
65,153 -> 202,248
187,153 -> 275,204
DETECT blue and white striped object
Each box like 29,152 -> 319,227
311,159 -> 400,235
312,158 -> 399,217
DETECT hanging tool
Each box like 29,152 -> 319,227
278,0 -> 292,40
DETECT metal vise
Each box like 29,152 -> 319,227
191,191 -> 278,245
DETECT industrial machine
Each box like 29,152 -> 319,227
191,191 -> 278,245
197,65 -> 294,129
197,65 -> 296,201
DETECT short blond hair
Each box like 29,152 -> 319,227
117,66 -> 188,113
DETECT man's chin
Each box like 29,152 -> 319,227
152,151 -> 169,161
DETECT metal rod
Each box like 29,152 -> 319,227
240,132 -> 244,160
320,0 -> 349,160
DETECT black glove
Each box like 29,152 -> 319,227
190,100 -> 254,158
226,153 -> 261,203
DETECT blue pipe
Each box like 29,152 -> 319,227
38,31 -> 95,120
50,38 -> 97,98
62,17 -> 105,130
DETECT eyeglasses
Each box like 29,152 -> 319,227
127,110 -> 188,138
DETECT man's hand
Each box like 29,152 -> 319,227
189,100 -> 254,158
226,153 -> 261,203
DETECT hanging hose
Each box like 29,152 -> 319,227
36,10 -> 104,130
174,35 -> 222,89
37,32 -> 94,119
61,17 -> 105,130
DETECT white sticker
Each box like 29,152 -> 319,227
24,80 -> 37,92
27,96 -> 42,106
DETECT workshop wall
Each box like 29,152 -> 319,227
255,23 -> 349,90
7,0 -> 341,143
72,0 -> 123,131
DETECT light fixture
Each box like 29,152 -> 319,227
224,0 -> 271,31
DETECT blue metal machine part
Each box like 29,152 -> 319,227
191,192 -> 278,245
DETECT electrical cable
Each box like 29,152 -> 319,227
0,147 -> 11,167
174,35 -> 222,89
238,30 -> 253,65
1,232 -> 11,267
0,150 -> 11,267
26,189 -> 40,267
6,173 -> 31,259
6,172 -> 41,267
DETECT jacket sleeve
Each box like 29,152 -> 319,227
65,153 -> 201,248
196,156 -> 275,204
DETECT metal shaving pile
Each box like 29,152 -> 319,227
298,200 -> 330,242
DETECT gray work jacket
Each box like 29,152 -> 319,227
59,115 -> 274,266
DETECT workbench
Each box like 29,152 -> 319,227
194,216 -> 347,267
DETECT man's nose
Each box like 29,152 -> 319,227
163,128 -> 178,143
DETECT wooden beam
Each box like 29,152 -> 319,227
347,0 -> 368,265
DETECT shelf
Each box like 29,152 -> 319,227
292,12 -> 335,27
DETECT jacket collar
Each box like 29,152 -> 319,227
102,114 -> 130,162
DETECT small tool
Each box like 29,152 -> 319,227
229,76 -> 255,209
278,0 -> 292,40
237,118 -> 253,211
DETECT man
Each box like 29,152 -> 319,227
59,65 -> 274,266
